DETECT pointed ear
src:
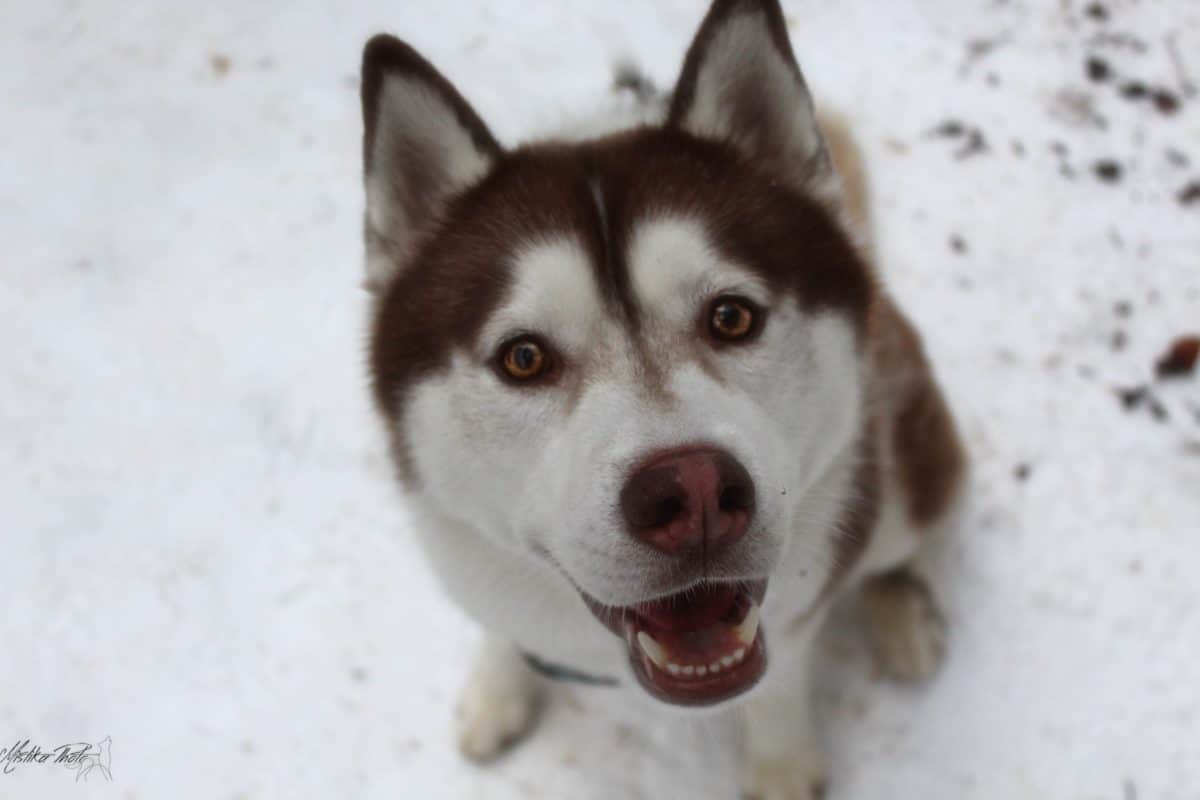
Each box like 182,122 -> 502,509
668,0 -> 830,187
361,35 -> 501,291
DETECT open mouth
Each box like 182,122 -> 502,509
584,580 -> 767,706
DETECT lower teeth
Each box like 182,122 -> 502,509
633,600 -> 761,681
655,645 -> 748,679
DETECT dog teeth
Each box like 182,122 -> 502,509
637,631 -> 667,669
661,648 -> 748,680
642,611 -> 758,680
735,601 -> 761,646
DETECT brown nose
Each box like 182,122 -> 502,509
619,448 -> 756,557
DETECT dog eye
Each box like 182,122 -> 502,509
499,338 -> 549,382
708,297 -> 759,342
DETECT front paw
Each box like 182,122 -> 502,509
743,750 -> 828,800
455,648 -> 540,762
862,569 -> 946,683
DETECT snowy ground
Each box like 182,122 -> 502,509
3,0 -> 1199,798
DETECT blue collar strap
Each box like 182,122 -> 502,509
522,651 -> 620,687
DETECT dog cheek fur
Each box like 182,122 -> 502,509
730,304 -> 866,576
402,355 -> 570,548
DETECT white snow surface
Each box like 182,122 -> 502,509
3,1 -> 1199,798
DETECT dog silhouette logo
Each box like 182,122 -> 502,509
70,737 -> 112,783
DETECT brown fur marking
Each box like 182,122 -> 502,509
819,113 -> 871,233
893,365 -> 966,526
869,297 -> 966,528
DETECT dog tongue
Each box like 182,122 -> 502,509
633,583 -> 742,632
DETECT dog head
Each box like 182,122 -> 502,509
361,0 -> 874,707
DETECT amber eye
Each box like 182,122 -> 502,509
500,339 -> 548,381
708,297 -> 758,342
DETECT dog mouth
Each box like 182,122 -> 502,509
583,580 -> 768,706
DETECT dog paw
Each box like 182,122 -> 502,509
455,652 -> 540,763
862,570 -> 946,683
743,750 -> 828,800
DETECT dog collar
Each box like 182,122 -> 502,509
522,651 -> 620,688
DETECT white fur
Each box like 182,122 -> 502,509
743,622 -> 829,799
480,236 -> 605,358
627,216 -> 770,323
456,636 -> 541,762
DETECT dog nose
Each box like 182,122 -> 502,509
619,448 -> 755,557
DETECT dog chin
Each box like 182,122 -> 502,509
581,579 -> 768,707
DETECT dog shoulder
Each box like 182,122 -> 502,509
868,295 -> 967,530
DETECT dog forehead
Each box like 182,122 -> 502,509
484,218 -> 763,351
482,236 -> 606,352
626,215 -> 768,319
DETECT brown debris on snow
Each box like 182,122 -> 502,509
1155,336 -> 1200,378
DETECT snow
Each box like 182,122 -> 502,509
2,0 -> 1198,798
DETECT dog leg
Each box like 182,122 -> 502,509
742,637 -> 827,800
456,636 -> 541,762
861,567 -> 947,683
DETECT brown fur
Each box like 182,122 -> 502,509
861,567 -> 946,682
820,112 -> 871,233
787,109 -> 964,629
868,297 -> 967,528
821,107 -> 965,533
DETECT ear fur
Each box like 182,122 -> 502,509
360,35 -> 501,291
668,0 -> 831,188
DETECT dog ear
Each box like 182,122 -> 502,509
668,0 -> 830,188
360,35 -> 501,292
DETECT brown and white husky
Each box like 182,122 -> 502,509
359,1 -> 966,795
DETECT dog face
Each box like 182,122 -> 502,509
362,0 -> 873,707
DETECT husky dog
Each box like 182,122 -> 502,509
359,0 -> 965,796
